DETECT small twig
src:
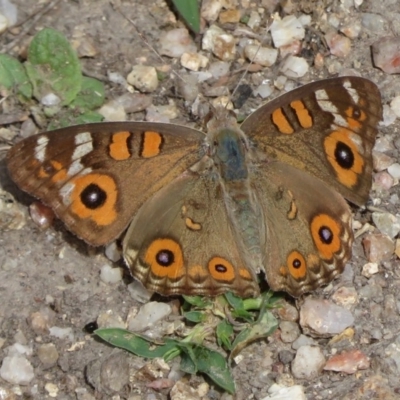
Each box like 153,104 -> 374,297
1,0 -> 62,54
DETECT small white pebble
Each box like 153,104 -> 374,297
0,356 -> 34,385
0,0 -> 18,26
41,93 -> 61,107
388,163 -> 400,179
390,96 -> 400,118
127,65 -> 159,93
362,262 -> 379,278
100,265 -> 122,284
45,383 -> 59,398
49,327 -> 74,341
0,13 -> 8,33
98,100 -> 126,121
270,15 -> 305,48
253,82 -> 273,98
180,52 -> 209,71
280,56 -> 309,78
244,45 -> 278,67
159,28 -> 196,58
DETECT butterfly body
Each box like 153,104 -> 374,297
7,77 -> 382,298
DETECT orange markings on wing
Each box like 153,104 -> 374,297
51,160 -> 63,170
272,108 -> 294,134
306,253 -> 320,272
48,160 -> 68,183
208,257 -> 235,282
324,128 -> 364,188
52,168 -> 68,183
144,239 -> 185,279
185,217 -> 202,231
287,251 -> 307,280
290,100 -> 313,129
188,265 -> 207,279
279,265 -> 288,277
38,167 -> 49,178
344,107 -> 366,131
141,131 -> 163,158
70,174 -> 117,225
239,268 -> 252,280
310,214 -> 342,260
287,197 -> 298,220
109,131 -> 131,160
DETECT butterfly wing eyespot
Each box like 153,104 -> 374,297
310,213 -> 344,261
67,174 -> 118,226
208,257 -> 236,282
144,238 -> 185,280
285,251 -> 307,280
323,130 -> 364,188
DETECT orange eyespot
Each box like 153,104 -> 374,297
144,238 -> 185,279
286,251 -> 307,279
324,129 -> 364,188
208,257 -> 235,282
344,106 -> 366,131
310,214 -> 341,260
69,173 -> 117,226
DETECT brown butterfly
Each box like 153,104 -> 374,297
7,76 -> 382,298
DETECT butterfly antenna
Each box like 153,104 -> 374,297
114,4 -> 185,83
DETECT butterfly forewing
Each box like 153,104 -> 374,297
241,77 -> 382,206
7,122 -> 204,246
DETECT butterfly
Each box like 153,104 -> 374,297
6,76 -> 382,298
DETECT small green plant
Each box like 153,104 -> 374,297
95,292 -> 280,394
0,28 -> 105,128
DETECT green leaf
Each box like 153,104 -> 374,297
25,28 -> 82,106
172,0 -> 200,33
225,292 -> 255,322
94,328 -> 179,358
193,346 -> 235,394
224,292 -> 245,309
182,295 -> 211,309
180,350 -> 198,374
184,310 -> 206,323
70,76 -> 105,112
216,320 -> 233,350
230,309 -> 278,358
0,54 -> 32,99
